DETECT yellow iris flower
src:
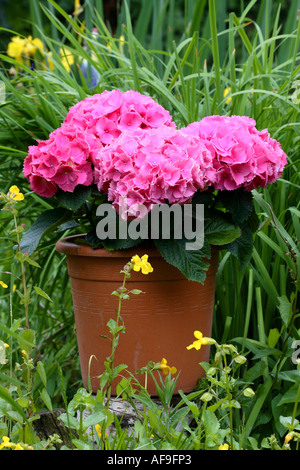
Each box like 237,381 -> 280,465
131,254 -> 153,275
7,36 -> 44,63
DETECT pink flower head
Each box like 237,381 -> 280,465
93,127 -> 215,217
29,175 -> 58,198
23,124 -> 99,196
182,115 -> 288,191
64,89 -> 175,139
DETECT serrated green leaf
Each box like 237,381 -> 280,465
217,188 -> 254,225
205,217 -> 241,245
155,238 -> 210,284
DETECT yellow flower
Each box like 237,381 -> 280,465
14,443 -> 24,450
0,436 -> 13,449
0,281 -> 8,288
7,35 -> 43,62
131,254 -> 153,275
7,36 -> 25,62
95,424 -> 108,439
223,87 -> 232,104
9,185 -> 24,201
21,349 -> 27,357
186,330 -> 213,351
160,358 -> 177,375
219,443 -> 229,450
60,48 -> 75,73
73,0 -> 82,16
22,36 -> 44,56
284,433 -> 293,444
95,424 -> 102,438
4,343 -> 9,348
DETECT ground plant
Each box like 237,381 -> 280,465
0,0 -> 299,451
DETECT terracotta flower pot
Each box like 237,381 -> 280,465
56,235 -> 219,396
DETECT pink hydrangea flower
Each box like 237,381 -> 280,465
93,127 -> 215,217
24,90 -> 175,198
64,89 -> 175,138
182,115 -> 287,191
23,124 -> 98,195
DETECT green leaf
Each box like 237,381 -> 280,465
155,238 -> 211,283
20,208 -> 72,255
278,384 -> 300,406
82,411 -> 106,429
37,361 -> 47,388
226,225 -> 253,269
40,387 -> 53,412
277,295 -> 292,326
0,386 -> 29,423
205,216 -> 241,245
268,328 -> 281,349
202,409 -> 221,445
56,185 -> 92,210
33,286 -> 53,303
217,188 -> 254,225
18,329 -> 35,354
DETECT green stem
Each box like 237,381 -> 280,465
105,271 -> 128,407
223,353 -> 234,450
291,383 -> 300,428
13,211 -> 29,329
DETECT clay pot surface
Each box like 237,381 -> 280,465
56,235 -> 218,396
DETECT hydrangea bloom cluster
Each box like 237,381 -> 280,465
93,126 -> 215,216
63,89 -> 175,145
23,89 -> 175,197
182,115 -> 287,191
23,90 -> 287,204
23,124 -> 100,197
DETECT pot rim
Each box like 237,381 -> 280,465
55,234 -> 162,258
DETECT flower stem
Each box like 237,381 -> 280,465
13,210 -> 29,329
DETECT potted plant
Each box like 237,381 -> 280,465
20,89 -> 287,395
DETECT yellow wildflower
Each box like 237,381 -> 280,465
9,185 -> 24,201
21,349 -> 27,357
219,443 -> 229,450
186,330 -> 214,351
131,254 -> 153,275
223,87 -> 232,104
0,436 -> 13,449
284,433 -> 293,444
95,423 -> 101,438
4,343 -> 9,348
160,358 -> 177,375
0,281 -> 8,288
14,443 -> 24,450
95,424 -> 109,439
